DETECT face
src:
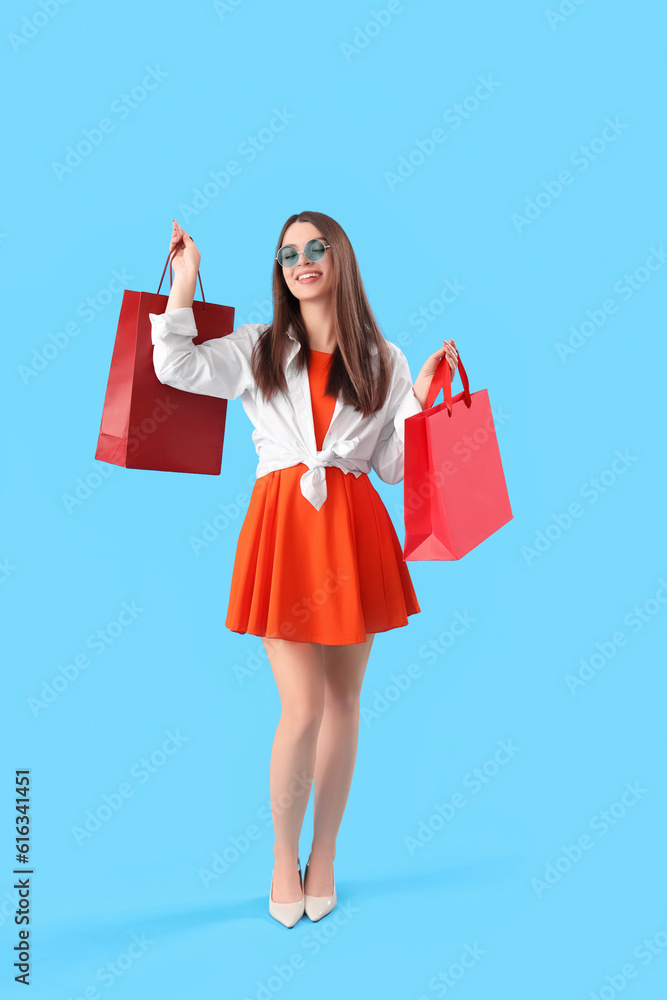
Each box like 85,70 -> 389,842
278,222 -> 334,302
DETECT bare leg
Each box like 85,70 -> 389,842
262,636 -> 325,903
304,633 -> 375,896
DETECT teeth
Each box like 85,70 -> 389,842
298,273 -> 320,280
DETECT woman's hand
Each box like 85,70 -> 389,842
164,220 -> 202,313
412,338 -> 458,409
169,219 -> 201,278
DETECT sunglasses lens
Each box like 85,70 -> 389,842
305,239 -> 325,262
277,246 -> 299,267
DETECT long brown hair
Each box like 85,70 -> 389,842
250,211 -> 393,418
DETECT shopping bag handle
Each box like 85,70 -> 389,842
157,248 -> 207,310
425,350 -> 471,415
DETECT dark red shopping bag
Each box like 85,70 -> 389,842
403,352 -> 513,560
95,250 -> 235,474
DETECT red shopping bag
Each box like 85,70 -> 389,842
403,352 -> 513,560
95,250 -> 235,474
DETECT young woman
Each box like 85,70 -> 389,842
149,212 -> 458,927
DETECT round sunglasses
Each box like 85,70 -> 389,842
276,238 -> 331,269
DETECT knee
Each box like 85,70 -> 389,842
281,702 -> 324,738
325,687 -> 361,716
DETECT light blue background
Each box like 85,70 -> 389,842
3,0 -> 667,997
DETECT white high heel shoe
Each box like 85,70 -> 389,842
303,856 -> 337,922
269,861 -> 305,928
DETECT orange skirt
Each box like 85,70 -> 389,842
224,349 -> 421,645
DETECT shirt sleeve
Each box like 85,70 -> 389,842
148,306 -> 255,400
370,349 -> 423,484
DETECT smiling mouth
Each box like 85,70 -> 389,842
296,272 -> 322,282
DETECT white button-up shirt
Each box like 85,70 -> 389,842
149,306 -> 423,510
